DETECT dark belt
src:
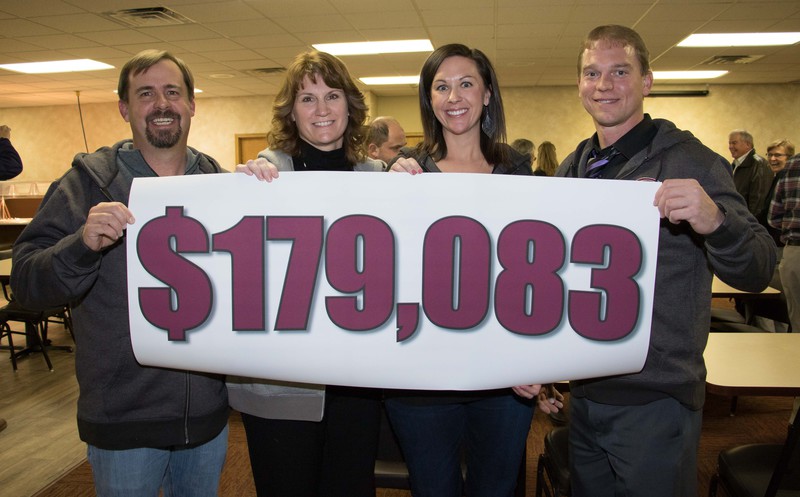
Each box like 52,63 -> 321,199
787,240 -> 800,246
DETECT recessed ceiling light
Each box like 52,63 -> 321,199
678,32 -> 800,47
359,76 -> 419,85
313,40 -> 433,56
0,59 -> 114,74
653,70 -> 728,80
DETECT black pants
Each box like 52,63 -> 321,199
241,385 -> 382,497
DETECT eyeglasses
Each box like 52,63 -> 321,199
767,153 -> 789,158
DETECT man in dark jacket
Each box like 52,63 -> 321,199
729,129 -> 773,216
515,25 -> 775,497
0,125 -> 24,180
11,50 -> 229,496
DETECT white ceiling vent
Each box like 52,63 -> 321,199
104,7 -> 194,28
703,54 -> 764,65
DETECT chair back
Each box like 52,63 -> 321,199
764,408 -> 800,497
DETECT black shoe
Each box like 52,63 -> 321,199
0,418 -> 7,433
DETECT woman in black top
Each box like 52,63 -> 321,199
386,44 -> 537,497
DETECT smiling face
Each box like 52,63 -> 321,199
118,59 -> 195,151
291,75 -> 349,151
578,40 -> 652,147
767,145 -> 790,172
728,133 -> 752,160
430,55 -> 490,139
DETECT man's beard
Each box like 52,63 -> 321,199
146,111 -> 183,149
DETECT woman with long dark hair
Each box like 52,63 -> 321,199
386,43 -> 537,497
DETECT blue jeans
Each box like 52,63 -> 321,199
569,396 -> 702,497
385,394 -> 533,497
87,425 -> 228,497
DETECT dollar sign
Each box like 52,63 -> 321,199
137,206 -> 212,341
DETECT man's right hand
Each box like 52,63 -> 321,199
82,202 -> 135,252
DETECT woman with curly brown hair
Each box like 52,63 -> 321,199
227,50 -> 384,497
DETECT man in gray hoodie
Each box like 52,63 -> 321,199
515,25 -> 775,497
11,50 -> 229,496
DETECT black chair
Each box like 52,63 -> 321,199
374,402 -> 526,496
0,300 -> 75,371
709,408 -> 800,497
536,426 -> 571,497
711,307 -> 747,325
0,269 -> 74,370
0,318 -> 51,371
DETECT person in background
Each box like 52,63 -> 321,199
729,129 -> 773,217
0,123 -> 21,439
767,139 -> 795,175
366,116 -> 407,165
749,139 -> 796,331
515,25 -> 775,497
387,43 -> 536,497
535,140 -> 559,176
510,137 -> 535,173
760,139 -> 795,244
228,50 -> 384,497
769,152 -> 800,421
0,125 -> 24,180
10,49 -> 230,496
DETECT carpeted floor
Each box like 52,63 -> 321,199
33,392 -> 794,497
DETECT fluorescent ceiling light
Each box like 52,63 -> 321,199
678,32 -> 800,47
360,76 -> 419,85
0,59 -> 114,74
653,70 -> 727,80
313,40 -> 433,56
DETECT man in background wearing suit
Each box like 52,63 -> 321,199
729,129 -> 773,216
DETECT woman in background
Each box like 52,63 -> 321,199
534,140 -> 559,176
228,50 -> 384,497
387,43 -> 537,497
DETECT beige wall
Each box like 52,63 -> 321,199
1,83 -> 798,184
0,95 -> 274,181
380,84 -> 800,165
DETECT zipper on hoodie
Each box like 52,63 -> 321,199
184,372 -> 190,444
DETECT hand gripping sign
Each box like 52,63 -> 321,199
127,172 -> 660,390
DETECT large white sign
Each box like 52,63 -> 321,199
127,172 -> 660,390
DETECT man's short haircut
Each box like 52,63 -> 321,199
367,117 -> 400,147
767,139 -> 796,157
511,138 -> 534,156
117,49 -> 194,103
578,25 -> 650,76
730,129 -> 754,147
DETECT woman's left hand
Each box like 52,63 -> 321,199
389,157 -> 424,174
235,158 -> 280,182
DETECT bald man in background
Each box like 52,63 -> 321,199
366,116 -> 407,166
